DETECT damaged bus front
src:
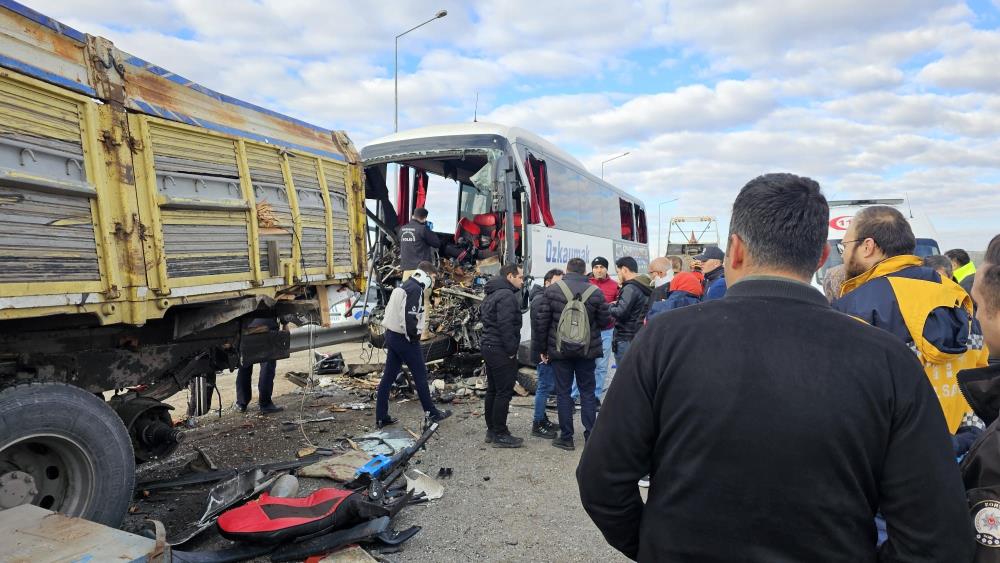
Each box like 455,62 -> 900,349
360,123 -> 649,365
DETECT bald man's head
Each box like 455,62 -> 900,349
649,256 -> 673,287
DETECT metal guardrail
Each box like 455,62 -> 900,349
289,322 -> 368,352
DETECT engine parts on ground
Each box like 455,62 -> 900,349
110,394 -> 186,462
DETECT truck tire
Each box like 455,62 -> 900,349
516,367 -> 538,395
0,383 -> 135,527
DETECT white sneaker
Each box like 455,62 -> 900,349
638,475 -> 650,488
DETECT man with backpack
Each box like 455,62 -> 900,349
531,257 -> 611,451
609,256 -> 652,364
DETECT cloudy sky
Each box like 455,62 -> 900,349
33,0 -> 1000,250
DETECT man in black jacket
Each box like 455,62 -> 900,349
531,257 -> 611,451
479,263 -> 525,448
577,173 -> 974,561
399,208 -> 440,274
609,256 -> 652,364
957,234 -> 1000,560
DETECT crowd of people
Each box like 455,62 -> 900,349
375,175 -> 1000,560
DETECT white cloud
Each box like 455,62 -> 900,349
14,0 -> 998,249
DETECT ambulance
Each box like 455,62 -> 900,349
816,198 -> 941,289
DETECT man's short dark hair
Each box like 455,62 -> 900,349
923,255 -> 953,279
500,263 -> 521,279
417,260 -> 436,274
413,208 -> 429,220
566,258 -> 586,274
987,234 -> 1000,265
945,249 -> 971,267
728,173 -> 829,278
852,206 -> 916,258
615,256 -> 638,273
543,268 -> 564,283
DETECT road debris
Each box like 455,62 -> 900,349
185,446 -> 218,473
280,415 -> 338,431
298,451 -> 373,481
405,469 -> 444,501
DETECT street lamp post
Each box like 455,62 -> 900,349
395,10 -> 448,132
657,198 -> 679,256
600,151 -> 630,179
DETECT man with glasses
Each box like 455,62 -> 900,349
647,256 -> 673,311
834,206 -> 990,457
479,263 -> 526,448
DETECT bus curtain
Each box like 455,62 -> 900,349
413,168 -> 429,210
636,206 -> 648,244
397,165 -> 410,226
525,155 -> 555,227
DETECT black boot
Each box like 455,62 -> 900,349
552,435 -> 575,451
531,420 -> 556,439
492,432 -> 524,448
485,429 -> 495,443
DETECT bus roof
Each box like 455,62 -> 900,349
363,122 -> 645,207
364,122 -> 587,170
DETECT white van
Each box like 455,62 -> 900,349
815,198 -> 941,288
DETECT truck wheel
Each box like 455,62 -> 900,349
0,383 -> 135,527
516,367 -> 538,395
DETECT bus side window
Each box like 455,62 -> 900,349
620,198 -> 635,241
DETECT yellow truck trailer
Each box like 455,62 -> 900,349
0,1 -> 365,525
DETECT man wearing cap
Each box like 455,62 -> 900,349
609,256 -> 652,365
587,257 -> 618,403
692,246 -> 727,300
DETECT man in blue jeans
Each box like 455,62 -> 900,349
573,257 -> 617,403
531,258 -> 611,450
529,269 -> 563,439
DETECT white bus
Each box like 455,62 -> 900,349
361,122 -> 650,280
361,123 -> 649,365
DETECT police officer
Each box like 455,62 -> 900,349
399,208 -> 440,277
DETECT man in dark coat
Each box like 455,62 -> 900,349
531,257 -> 610,451
399,207 -> 440,273
479,263 -> 525,448
236,317 -> 285,414
608,256 -> 652,364
578,173 -> 974,562
957,234 -> 1000,561
693,245 -> 727,300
